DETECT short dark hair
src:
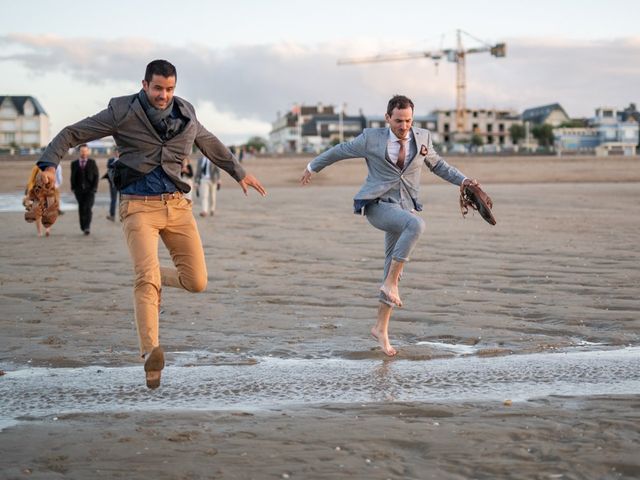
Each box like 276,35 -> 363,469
78,144 -> 88,149
144,59 -> 177,83
386,95 -> 414,116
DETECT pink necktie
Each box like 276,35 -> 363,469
397,140 -> 407,169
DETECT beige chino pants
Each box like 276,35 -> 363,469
199,179 -> 218,214
120,197 -> 207,355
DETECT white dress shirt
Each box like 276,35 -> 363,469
386,130 -> 412,165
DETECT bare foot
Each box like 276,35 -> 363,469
380,284 -> 402,307
370,327 -> 398,356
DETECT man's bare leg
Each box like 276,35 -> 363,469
380,259 -> 404,307
371,303 -> 397,356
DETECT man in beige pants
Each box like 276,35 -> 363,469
35,59 -> 266,388
195,155 -> 221,217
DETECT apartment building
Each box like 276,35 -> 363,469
270,103 -> 366,154
432,108 -> 521,146
0,95 -> 50,150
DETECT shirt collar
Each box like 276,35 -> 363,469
388,128 -> 411,143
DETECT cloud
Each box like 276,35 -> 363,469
195,101 -> 271,144
1,33 -> 639,141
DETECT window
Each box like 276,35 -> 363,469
444,123 -> 450,133
23,120 -> 39,131
23,133 -> 39,144
23,100 -> 35,117
499,123 -> 505,132
487,124 -> 493,133
0,103 -> 17,119
1,120 -> 16,131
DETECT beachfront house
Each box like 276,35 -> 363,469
522,103 -> 570,127
0,95 -> 50,153
554,106 -> 639,156
269,103 -> 367,154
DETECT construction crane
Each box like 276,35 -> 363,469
337,29 -> 506,137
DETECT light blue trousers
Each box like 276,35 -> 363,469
365,200 -> 426,306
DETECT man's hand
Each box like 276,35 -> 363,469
238,173 -> 267,196
38,167 -> 56,188
461,178 -> 479,189
25,166 -> 59,227
300,168 -> 313,185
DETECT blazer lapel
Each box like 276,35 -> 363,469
380,128 -> 399,169
403,127 -> 424,169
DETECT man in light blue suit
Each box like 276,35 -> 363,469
301,95 -> 480,356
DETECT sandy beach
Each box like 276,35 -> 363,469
1,154 -> 639,479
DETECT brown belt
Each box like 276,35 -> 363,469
120,192 -> 183,201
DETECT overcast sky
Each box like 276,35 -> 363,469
2,0 -> 639,144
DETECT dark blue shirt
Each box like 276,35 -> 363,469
120,166 -> 178,195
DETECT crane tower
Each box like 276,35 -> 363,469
338,29 -> 506,140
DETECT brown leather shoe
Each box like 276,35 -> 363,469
144,346 -> 165,389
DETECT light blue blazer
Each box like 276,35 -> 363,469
309,127 -> 466,212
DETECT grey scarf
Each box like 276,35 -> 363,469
138,90 -> 185,141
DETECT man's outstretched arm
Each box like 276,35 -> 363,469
424,134 -> 470,186
301,132 -> 367,185
195,123 -> 266,197
37,106 -> 118,185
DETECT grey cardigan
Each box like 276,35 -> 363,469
38,93 -> 245,192
309,127 -> 466,212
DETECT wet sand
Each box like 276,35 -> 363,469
1,155 -> 640,479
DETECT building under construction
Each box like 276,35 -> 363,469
338,29 -> 507,144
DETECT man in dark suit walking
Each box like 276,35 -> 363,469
103,147 -> 119,221
70,144 -> 99,235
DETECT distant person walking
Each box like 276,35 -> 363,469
54,163 -> 64,217
70,144 -> 99,235
181,157 -> 195,200
194,155 -> 221,217
104,148 -> 120,221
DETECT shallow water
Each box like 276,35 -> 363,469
0,193 -> 111,212
1,347 -> 638,431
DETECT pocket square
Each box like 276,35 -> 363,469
420,145 -> 428,156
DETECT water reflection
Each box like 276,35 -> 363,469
0,193 -> 111,213
1,347 -> 639,430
